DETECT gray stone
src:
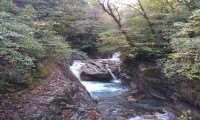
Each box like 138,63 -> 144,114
80,60 -> 120,81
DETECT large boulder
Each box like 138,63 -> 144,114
100,60 -> 121,75
80,60 -> 120,81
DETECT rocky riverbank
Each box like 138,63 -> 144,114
1,52 -> 200,120
120,60 -> 200,119
0,56 -> 100,120
70,53 -> 177,120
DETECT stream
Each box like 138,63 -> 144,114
70,53 -> 175,120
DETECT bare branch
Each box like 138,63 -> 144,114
99,0 -> 122,28
112,4 -> 121,23
98,0 -> 133,46
116,2 -> 144,17
117,0 -> 155,35
166,0 -> 175,14
99,0 -> 112,16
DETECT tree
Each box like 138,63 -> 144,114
136,0 -> 155,35
177,0 -> 197,11
160,9 -> 200,82
117,0 -> 156,36
165,0 -> 175,14
0,0 -> 87,91
98,0 -> 133,46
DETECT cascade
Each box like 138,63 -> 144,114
69,52 -> 128,98
106,64 -> 117,80
110,52 -> 120,61
69,52 -> 175,120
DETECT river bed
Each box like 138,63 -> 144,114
69,53 -> 175,120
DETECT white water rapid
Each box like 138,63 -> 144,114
69,52 -> 129,99
69,52 -> 175,120
129,110 -> 175,120
106,64 -> 117,80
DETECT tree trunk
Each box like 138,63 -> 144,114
99,0 -> 134,46
166,0 -> 175,14
137,0 -> 155,35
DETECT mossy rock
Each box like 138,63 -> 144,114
143,68 -> 161,78
4,84 -> 27,93
10,95 -> 25,102
51,96 -> 72,105
25,76 -> 38,86
6,87 -> 18,93
25,66 -> 51,87
34,67 -> 51,79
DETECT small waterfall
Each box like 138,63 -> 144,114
106,64 -> 117,80
69,52 -> 175,119
69,60 -> 85,80
69,52 -> 129,98
110,52 -> 120,61
108,52 -> 120,81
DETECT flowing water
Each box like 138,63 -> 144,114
69,53 -> 175,120
106,64 -> 118,80
69,53 -> 128,99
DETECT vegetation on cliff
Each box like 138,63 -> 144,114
0,0 -> 87,91
97,0 -> 200,83
0,0 -> 200,100
0,0 -> 200,119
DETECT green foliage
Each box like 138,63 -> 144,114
0,0 -> 198,92
25,66 -> 51,87
19,37 -> 46,59
20,5 -> 37,24
5,51 -> 35,70
0,0 -> 87,90
180,110 -> 192,120
110,0 -> 200,85
159,9 -> 200,82
69,20 -> 108,52
0,11 -> 40,83
0,0 -> 20,14
120,0 -> 180,61
97,29 -> 128,53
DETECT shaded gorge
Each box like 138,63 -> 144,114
69,53 -> 175,120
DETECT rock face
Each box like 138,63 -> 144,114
0,56 -> 101,120
80,60 -> 120,81
120,61 -> 200,119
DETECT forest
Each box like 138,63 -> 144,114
0,0 -> 200,119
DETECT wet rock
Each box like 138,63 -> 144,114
80,61 -> 111,81
80,60 -> 120,81
124,91 -> 146,103
0,56 -> 101,120
116,117 -> 127,120
127,89 -> 138,95
71,52 -> 86,61
89,110 -> 102,120
129,110 -> 175,120
137,94 -> 146,100
100,60 -> 120,75
126,96 -> 138,102
120,61 -> 200,119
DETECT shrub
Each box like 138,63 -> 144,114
158,9 -> 200,82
